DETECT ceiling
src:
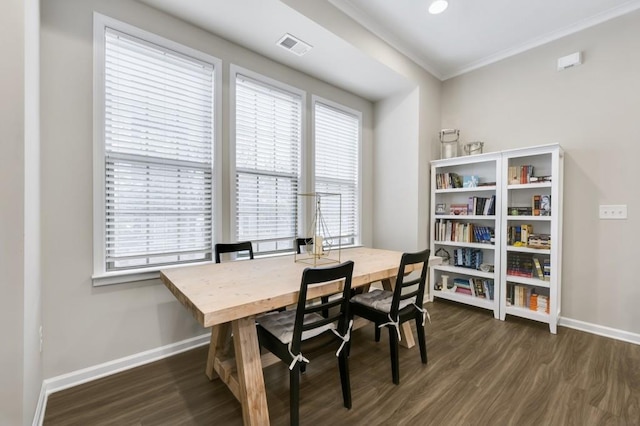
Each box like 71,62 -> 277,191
331,0 -> 640,80
139,0 -> 640,100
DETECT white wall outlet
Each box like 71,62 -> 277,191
599,204 -> 627,219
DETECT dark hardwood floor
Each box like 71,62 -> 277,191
43,300 -> 640,425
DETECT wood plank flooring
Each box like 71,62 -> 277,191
43,300 -> 640,425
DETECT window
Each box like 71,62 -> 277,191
93,15 -> 220,284
314,99 -> 361,246
233,70 -> 303,254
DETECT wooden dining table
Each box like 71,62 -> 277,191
160,246 -> 439,426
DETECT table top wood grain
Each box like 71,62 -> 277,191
161,247 -> 418,328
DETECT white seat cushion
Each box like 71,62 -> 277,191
257,310 -> 336,344
350,289 -> 416,313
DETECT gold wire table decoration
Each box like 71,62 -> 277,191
294,192 -> 341,266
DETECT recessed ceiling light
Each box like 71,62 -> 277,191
428,0 -> 449,15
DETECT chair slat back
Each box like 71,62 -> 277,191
215,241 -> 254,263
295,237 -> 313,254
291,261 -> 354,352
390,249 -> 430,315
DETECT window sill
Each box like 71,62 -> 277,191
92,244 -> 362,286
91,261 -> 212,286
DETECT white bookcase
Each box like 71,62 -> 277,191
500,144 -> 563,333
429,144 -> 563,333
429,152 -> 502,319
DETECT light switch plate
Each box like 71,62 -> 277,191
599,205 -> 627,219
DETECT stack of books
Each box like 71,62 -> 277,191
530,294 -> 550,313
507,253 -> 534,278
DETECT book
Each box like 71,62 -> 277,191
529,175 -> 551,183
528,233 -> 551,249
508,166 -> 519,184
472,278 -> 486,298
533,258 -> 544,279
521,224 -> 533,244
543,259 -> 551,281
508,207 -> 533,216
532,195 -> 541,216
483,281 -> 494,300
489,198 -> 495,216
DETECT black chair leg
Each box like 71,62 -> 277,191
338,350 -> 352,409
388,326 -> 400,385
374,323 -> 381,342
416,318 -> 428,364
290,364 -> 301,426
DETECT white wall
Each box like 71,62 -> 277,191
40,0 -> 374,379
373,89 -> 420,250
0,0 -> 25,424
442,10 -> 640,334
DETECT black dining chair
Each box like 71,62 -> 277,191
214,241 -> 254,263
295,237 -> 333,318
350,249 -> 431,385
256,261 -> 355,426
295,237 -> 314,255
215,241 -> 287,314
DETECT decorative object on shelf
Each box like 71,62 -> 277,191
463,141 -> 484,156
463,175 -> 479,188
295,192 -> 341,266
441,275 -> 450,292
435,247 -> 451,265
450,204 -> 468,215
435,203 -> 447,215
480,263 -> 494,273
540,195 -> 551,215
439,129 -> 459,159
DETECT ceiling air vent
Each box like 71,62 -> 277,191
277,33 -> 312,57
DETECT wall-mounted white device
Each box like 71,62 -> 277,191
557,52 -> 582,71
599,204 -> 627,220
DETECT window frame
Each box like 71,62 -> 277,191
311,95 -> 363,248
229,65 -> 307,255
92,13 -> 222,286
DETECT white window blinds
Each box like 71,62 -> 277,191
314,101 -> 360,245
104,28 -> 214,271
235,74 -> 302,254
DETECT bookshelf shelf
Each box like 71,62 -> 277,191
433,265 -> 495,279
432,290 -> 495,310
500,144 -> 563,334
430,154 -> 501,319
435,241 -> 496,250
435,186 -> 497,194
506,216 -> 551,222
504,305 -> 550,322
506,246 -> 551,254
434,215 -> 495,220
507,182 -> 552,190
506,275 -> 550,288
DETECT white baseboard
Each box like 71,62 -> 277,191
32,382 -> 48,426
559,317 -> 640,345
32,333 -> 210,426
